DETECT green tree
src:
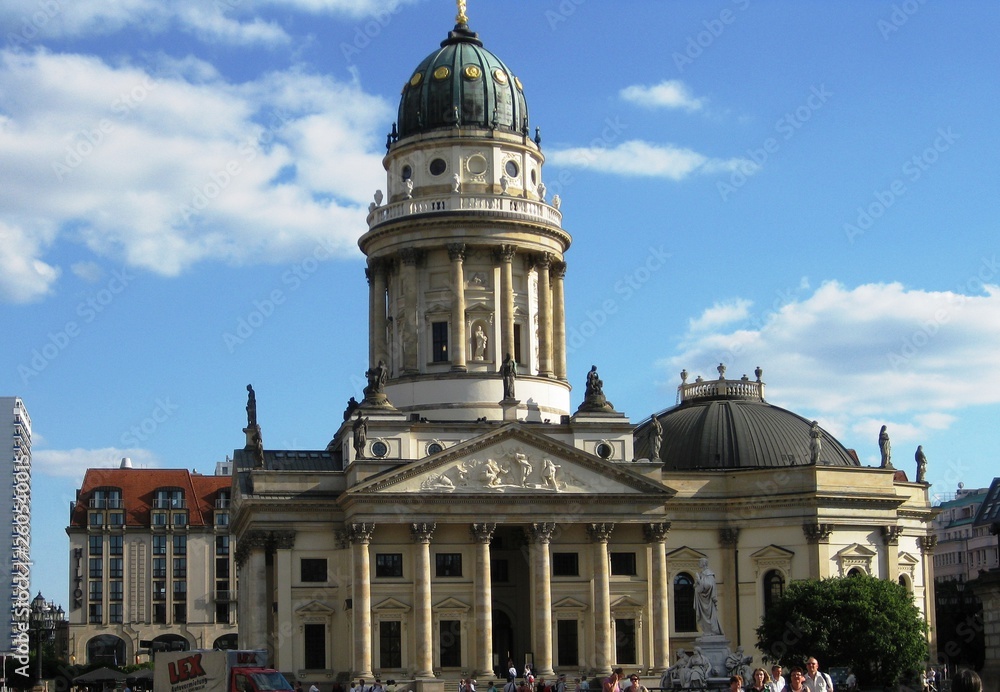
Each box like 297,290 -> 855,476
756,574 -> 928,687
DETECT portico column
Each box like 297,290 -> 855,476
349,523 -> 375,678
535,254 -> 553,377
919,536 -> 939,660
411,523 -> 436,678
449,244 -> 468,371
551,261 -> 567,381
235,530 -> 269,651
644,522 -> 671,673
588,523 -> 614,674
370,259 -> 389,367
400,248 -> 420,373
803,523 -> 833,579
472,523 -> 497,678
272,531 -> 296,671
528,523 -> 556,676
497,245 -> 516,364
882,525 -> 903,579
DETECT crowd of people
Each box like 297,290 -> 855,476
296,661 -> 983,692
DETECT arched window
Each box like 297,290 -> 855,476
763,570 -> 785,614
87,634 -> 126,665
673,572 -> 696,632
214,634 -> 239,650
848,567 -> 864,577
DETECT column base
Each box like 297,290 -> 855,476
414,680 -> 445,692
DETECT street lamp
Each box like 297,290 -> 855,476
29,592 -> 55,683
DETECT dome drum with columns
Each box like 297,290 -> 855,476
231,5 -> 938,686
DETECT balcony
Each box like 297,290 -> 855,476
153,498 -> 186,509
215,498 -> 231,509
366,193 -> 563,231
89,499 -> 123,509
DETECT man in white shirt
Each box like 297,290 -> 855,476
803,658 -> 832,692
770,666 -> 786,692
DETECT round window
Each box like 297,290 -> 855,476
371,440 -> 389,458
504,160 -> 519,178
427,442 -> 444,455
466,154 -> 488,175
401,165 -> 412,181
596,442 -> 613,460
429,158 -> 447,176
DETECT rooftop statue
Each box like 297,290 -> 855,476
695,558 -> 723,636
879,425 -> 893,469
915,445 -> 928,483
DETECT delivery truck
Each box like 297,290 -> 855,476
153,649 -> 293,692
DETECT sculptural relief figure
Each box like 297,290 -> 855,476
482,458 -> 504,488
452,173 -> 461,193
809,421 -> 822,464
541,458 -> 560,491
246,384 -> 257,428
500,353 -> 517,399
352,412 -> 368,459
649,417 -> 663,462
404,178 -> 414,199
915,445 -> 928,483
422,473 -> 455,491
879,425 -> 893,468
473,325 -> 488,361
515,451 -> 532,487
694,557 -> 723,636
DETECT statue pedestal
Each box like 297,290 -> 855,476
500,398 -> 520,422
694,635 -> 733,681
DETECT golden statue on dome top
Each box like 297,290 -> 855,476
456,0 -> 469,25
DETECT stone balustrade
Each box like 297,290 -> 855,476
367,193 -> 563,229
678,377 -> 765,402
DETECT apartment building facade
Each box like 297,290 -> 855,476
65,460 -> 237,664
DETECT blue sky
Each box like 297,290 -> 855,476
2,0 -> 998,606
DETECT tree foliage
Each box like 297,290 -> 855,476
756,574 -> 928,687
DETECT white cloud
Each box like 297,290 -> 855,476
0,0 -> 412,45
621,80 -> 705,112
0,49 -> 390,293
33,446 -> 162,480
0,221 -> 60,302
688,298 -> 752,332
547,140 -> 756,181
70,261 -> 104,282
664,281 -> 1000,448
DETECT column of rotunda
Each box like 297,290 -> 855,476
535,254 -> 553,377
400,249 -> 420,373
551,261 -> 567,380
498,245 -> 516,366
448,244 -> 467,371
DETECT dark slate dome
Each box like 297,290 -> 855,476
397,19 -> 529,138
635,369 -> 860,471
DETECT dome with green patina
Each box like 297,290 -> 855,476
397,19 -> 529,139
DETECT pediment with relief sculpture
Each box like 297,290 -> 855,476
348,423 -> 672,499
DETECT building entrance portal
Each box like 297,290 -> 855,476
490,525 -> 533,678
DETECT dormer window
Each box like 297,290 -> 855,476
154,488 -> 185,510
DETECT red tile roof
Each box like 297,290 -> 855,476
69,468 -> 232,528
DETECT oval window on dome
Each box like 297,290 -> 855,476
433,66 -> 451,80
409,73 -> 423,87
429,158 -> 447,176
463,65 -> 482,80
504,160 -> 519,178
492,69 -> 508,85
530,169 -> 537,185
466,155 -> 487,176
